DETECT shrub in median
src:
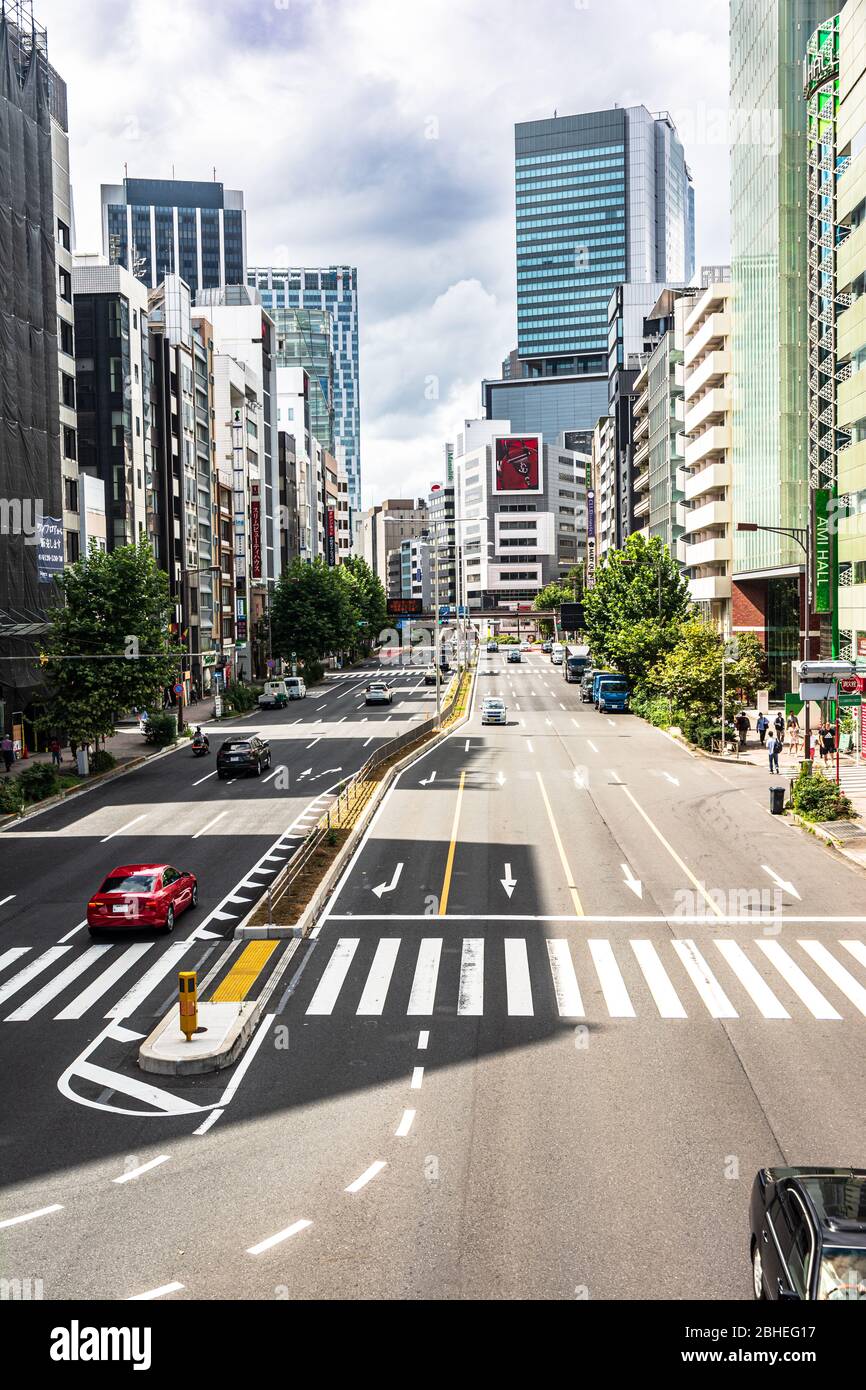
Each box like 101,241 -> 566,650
0,779 -> 26,814
89,749 -> 117,775
791,766 -> 855,822
142,713 -> 178,746
224,680 -> 258,713
16,763 -> 61,802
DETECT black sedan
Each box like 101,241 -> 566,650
750,1166 -> 866,1300
216,734 -> 272,779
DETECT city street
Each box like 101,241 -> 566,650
2,648 -> 864,1300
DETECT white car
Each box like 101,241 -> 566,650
258,677 -> 306,707
481,698 -> 507,726
365,681 -> 393,705
519,641 -> 532,652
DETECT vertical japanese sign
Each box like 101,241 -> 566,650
813,489 -> 832,614
36,516 -> 64,582
250,481 -> 262,580
326,506 -> 336,566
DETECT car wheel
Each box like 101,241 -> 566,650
163,905 -> 175,934
191,883 -> 199,908
751,1242 -> 765,1300
255,759 -> 262,776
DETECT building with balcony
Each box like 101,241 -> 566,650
681,280 -> 734,631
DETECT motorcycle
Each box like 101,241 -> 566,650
191,736 -> 210,757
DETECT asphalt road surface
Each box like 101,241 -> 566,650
2,648 -> 865,1302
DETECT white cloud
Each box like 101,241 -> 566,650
40,0 -> 729,500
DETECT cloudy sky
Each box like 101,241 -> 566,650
40,0 -> 730,504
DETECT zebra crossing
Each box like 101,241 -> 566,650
302,933 -> 866,1023
0,939 -> 207,1024
840,763 -> 866,798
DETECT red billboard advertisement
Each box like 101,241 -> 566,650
250,482 -> 262,580
494,435 -> 541,493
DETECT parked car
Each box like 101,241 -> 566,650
216,734 -> 272,779
750,1166 -> 866,1300
486,641 -> 498,653
258,677 -> 306,708
87,863 -> 198,934
481,697 -> 507,726
365,681 -> 393,705
507,649 -> 522,664
580,671 -> 596,703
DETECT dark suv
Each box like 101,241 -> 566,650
750,1167 -> 866,1300
216,735 -> 272,779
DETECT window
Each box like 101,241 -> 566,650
57,218 -> 71,251
62,426 -> 77,460
61,372 -> 75,409
134,362 -> 139,384
60,320 -> 74,356
64,477 -> 78,513
58,267 -> 71,302
65,529 -> 79,563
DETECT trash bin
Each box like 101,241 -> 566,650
770,785 -> 785,815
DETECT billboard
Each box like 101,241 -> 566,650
36,516 -> 64,583
494,435 -> 541,493
326,506 -> 336,566
813,489 -> 832,614
250,482 -> 262,580
387,597 -> 423,616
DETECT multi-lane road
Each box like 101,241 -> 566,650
2,646 -> 865,1301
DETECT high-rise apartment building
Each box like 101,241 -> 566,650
514,106 -> 695,377
101,178 -> 247,299
359,499 -> 428,590
249,267 -> 361,514
730,0 -> 835,695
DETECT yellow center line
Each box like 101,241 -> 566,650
209,940 -> 278,1002
618,785 -> 724,919
438,769 -> 466,916
535,771 -> 584,916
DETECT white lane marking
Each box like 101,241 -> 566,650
194,1108 -> 224,1136
587,740 -> 599,754
755,941 -> 841,1020
192,770 -> 217,786
504,938 -> 533,1016
0,946 -> 72,1009
464,739 -> 470,752
247,1218 -> 313,1256
571,719 -> 580,730
192,809 -> 228,840
671,940 -> 738,1018
608,770 -> 623,784
395,1109 -> 416,1137
316,702 -> 327,710
524,739 -> 534,754
372,862 -> 404,898
630,940 -> 687,1018
559,702 -> 566,710
260,766 -> 281,784
407,939 -> 442,1015
363,736 -> 375,747
761,865 -> 801,901
515,703 -> 521,711
0,947 -> 29,973
57,920 -> 87,943
798,940 -> 866,1016
607,719 -> 616,727
218,1012 -> 276,1108
546,940 -> 584,1017
55,943 -> 153,1020
417,1030 -> 429,1049
840,939 -> 866,973
107,940 -> 193,1019
713,941 -> 790,1019
128,1282 -> 185,1300
306,938 -> 359,1015
113,1154 -> 170,1184
0,1203 -> 63,1229
457,938 -> 484,1015
410,1066 -> 424,1090
306,737 -> 321,750
100,813 -> 146,843
345,1161 -> 387,1194
356,938 -> 401,1015
588,939 -> 635,1017
0,894 -> 15,909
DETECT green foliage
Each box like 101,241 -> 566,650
646,620 -> 765,722
143,713 -> 178,747
271,558 -> 357,672
89,749 -> 117,775
341,555 -> 388,652
40,540 -> 181,744
224,681 -> 257,713
583,534 -> 689,684
0,779 -> 25,815
15,764 -> 61,802
791,767 -> 855,822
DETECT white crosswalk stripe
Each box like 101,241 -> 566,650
0,946 -> 72,1009
546,939 -> 584,1017
713,940 -> 790,1019
5,945 -> 113,1021
588,939 -> 636,1018
54,943 -> 154,1021
504,938 -> 533,1016
407,938 -> 442,1016
356,938 -> 400,1015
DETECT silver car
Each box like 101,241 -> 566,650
365,682 -> 393,705
481,698 -> 507,726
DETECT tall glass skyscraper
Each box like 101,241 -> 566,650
249,266 -> 360,512
101,178 -> 247,300
514,106 -> 695,376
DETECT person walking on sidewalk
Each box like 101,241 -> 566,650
787,713 -> 801,756
774,712 -> 785,741
756,713 -> 769,745
735,711 -> 751,749
49,737 -> 62,767
1,735 -> 13,775
767,731 -> 782,775
821,722 -> 836,767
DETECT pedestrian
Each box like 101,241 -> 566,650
49,736 -> 62,767
821,722 -> 836,766
756,713 -> 770,745
735,710 -> 750,749
787,714 -> 801,756
1,734 -> 13,775
774,712 -> 785,740
767,731 -> 782,775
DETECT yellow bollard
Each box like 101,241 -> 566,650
178,970 -> 198,1042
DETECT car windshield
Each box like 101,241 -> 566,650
601,681 -> 628,693
483,699 -> 504,708
100,873 -> 158,894
817,1248 -> 866,1299
224,741 -> 251,752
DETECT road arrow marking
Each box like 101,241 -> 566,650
312,767 -> 342,780
420,771 -> 437,786
372,862 -> 404,898
661,772 -> 679,786
621,863 -> 643,899
496,770 -> 506,786
762,865 -> 801,900
501,863 -> 518,898
297,768 -> 313,781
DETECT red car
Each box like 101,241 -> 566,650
87,863 -> 198,934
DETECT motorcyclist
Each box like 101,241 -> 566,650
193,725 -> 209,751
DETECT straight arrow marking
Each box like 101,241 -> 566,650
762,865 -> 801,901
501,863 -> 518,898
620,863 -> 643,899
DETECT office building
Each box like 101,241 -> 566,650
428,482 -> 457,606
482,370 -> 609,446
73,255 -> 151,550
101,177 -> 247,299
268,304 -> 335,459
514,106 -> 695,377
730,0 -> 835,695
400,536 -> 433,608
681,279 -> 735,633
359,499 -> 428,590
249,266 -> 361,513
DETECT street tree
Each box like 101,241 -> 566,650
39,539 -> 180,744
648,620 -> 765,721
341,555 -> 387,653
583,533 -> 690,683
270,558 -> 356,674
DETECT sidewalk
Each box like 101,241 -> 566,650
706,733 -> 866,823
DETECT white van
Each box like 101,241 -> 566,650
258,677 -> 306,708
551,643 -> 564,665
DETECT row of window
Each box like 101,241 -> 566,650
516,144 -> 624,168
516,159 -> 624,191
517,193 -> 626,220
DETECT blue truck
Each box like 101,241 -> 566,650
595,675 -> 630,713
591,671 -> 620,706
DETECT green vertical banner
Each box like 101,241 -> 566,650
813,489 -> 832,614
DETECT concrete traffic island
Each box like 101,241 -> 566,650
139,1000 -> 258,1076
